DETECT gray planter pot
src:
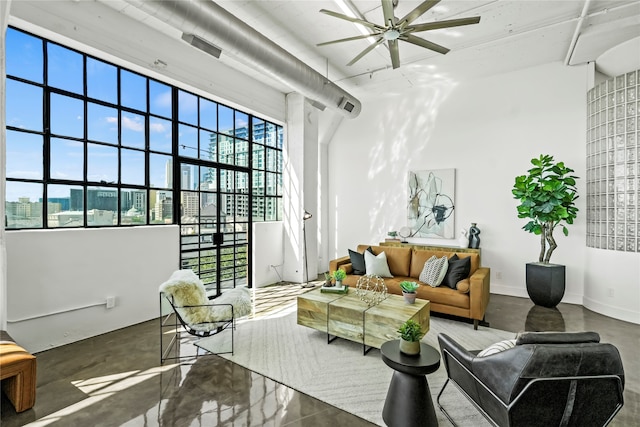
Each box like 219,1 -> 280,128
399,339 -> 421,356
402,291 -> 416,304
526,262 -> 566,308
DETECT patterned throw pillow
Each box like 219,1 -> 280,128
419,255 -> 449,287
477,339 -> 517,357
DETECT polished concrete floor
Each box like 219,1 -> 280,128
2,284 -> 639,426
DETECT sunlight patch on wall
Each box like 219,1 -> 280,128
364,70 -> 458,238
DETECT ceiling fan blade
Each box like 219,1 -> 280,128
319,9 -> 382,30
317,34 -> 378,47
409,16 -> 481,32
381,0 -> 396,26
402,34 -> 450,54
347,36 -> 385,66
398,0 -> 441,26
389,39 -> 401,69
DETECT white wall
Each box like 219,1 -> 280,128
253,221 -> 285,287
328,61 -> 639,323
6,226 -> 179,353
584,248 -> 640,324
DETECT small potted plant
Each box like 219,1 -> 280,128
332,269 -> 347,287
397,319 -> 424,356
324,272 -> 334,287
400,281 -> 419,304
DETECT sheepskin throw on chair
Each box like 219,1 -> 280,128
159,269 -> 252,330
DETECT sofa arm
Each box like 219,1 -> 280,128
469,267 -> 490,325
329,255 -> 352,275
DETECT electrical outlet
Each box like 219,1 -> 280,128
106,296 -> 116,309
496,271 -> 503,280
607,288 -> 614,298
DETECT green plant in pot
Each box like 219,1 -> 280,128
400,281 -> 419,304
323,272 -> 334,287
332,269 -> 347,287
512,154 -> 579,308
397,319 -> 424,356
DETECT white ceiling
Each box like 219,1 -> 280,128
200,0 -> 640,96
8,0 -> 640,102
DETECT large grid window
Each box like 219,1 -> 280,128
252,118 -> 284,221
4,27 -> 283,229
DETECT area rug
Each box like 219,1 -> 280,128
196,306 -> 515,426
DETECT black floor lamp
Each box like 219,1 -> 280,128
301,210 -> 314,288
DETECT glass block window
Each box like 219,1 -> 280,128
586,70 -> 639,252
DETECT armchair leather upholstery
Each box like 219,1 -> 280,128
437,332 -> 625,427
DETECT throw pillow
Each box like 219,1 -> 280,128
419,255 -> 449,287
364,250 -> 393,278
348,247 -> 373,275
442,255 -> 471,289
456,278 -> 470,293
477,339 -> 517,357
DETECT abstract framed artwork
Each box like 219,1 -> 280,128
407,169 -> 455,238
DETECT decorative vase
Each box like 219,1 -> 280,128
399,339 -> 421,356
458,228 -> 468,248
526,262 -> 565,308
335,280 -> 342,288
402,291 -> 416,304
468,223 -> 481,249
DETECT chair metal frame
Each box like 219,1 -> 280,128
160,292 -> 235,364
437,347 -> 625,427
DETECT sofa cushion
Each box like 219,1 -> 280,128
364,250 -> 393,278
442,255 -> 471,289
419,255 -> 448,287
458,253 -> 479,275
414,283 -> 470,309
348,247 -> 373,275
365,245 -> 411,277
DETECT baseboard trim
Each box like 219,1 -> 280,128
583,297 -> 640,325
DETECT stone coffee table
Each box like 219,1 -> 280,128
297,288 -> 430,355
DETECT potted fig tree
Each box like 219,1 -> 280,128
397,319 -> 424,356
512,154 -> 579,308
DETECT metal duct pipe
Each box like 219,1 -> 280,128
124,0 -> 361,118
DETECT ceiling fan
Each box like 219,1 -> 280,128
317,0 -> 481,69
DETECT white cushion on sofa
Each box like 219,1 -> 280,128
419,255 -> 449,287
364,250 -> 393,278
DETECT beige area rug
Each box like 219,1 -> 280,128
196,306 -> 514,426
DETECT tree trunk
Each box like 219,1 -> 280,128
544,221 -> 557,263
538,225 -> 547,263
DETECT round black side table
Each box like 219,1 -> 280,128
380,339 -> 441,427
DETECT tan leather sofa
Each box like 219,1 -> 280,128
329,245 -> 490,329
0,330 -> 36,412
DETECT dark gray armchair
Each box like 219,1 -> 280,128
437,331 -> 625,427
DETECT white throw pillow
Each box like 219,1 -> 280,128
419,255 -> 449,287
477,339 -> 517,357
364,250 -> 393,278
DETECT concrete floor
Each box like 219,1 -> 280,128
2,286 -> 638,426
